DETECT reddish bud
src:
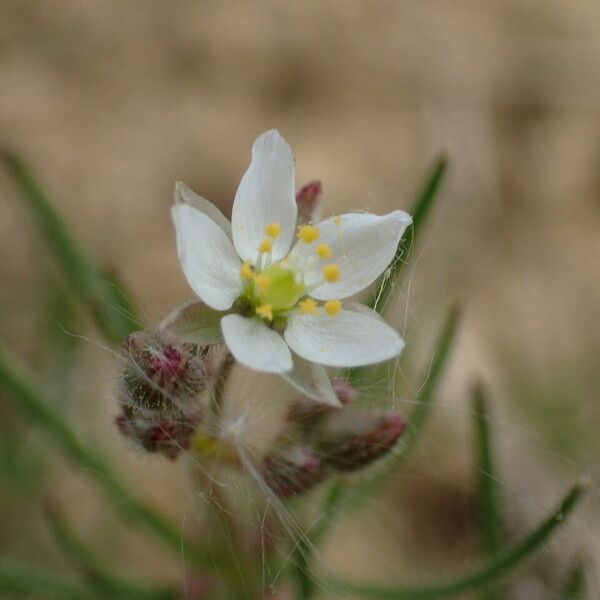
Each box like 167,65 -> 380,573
296,180 -> 322,224
261,445 -> 325,498
319,410 -> 406,472
115,404 -> 201,460
121,330 -> 208,412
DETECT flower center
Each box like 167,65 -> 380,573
239,221 -> 343,322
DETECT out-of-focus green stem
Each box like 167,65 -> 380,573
473,383 -> 504,556
369,154 -> 448,314
1,151 -> 140,344
44,502 -> 178,599
0,343 -> 210,568
326,481 -> 586,599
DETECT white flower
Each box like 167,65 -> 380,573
170,130 -> 412,405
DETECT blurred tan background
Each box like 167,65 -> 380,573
1,1 -> 599,598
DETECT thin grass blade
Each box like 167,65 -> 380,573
326,481 -> 586,599
2,151 -> 140,343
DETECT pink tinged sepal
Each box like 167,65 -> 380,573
261,445 -> 325,498
296,180 -> 323,224
318,410 -> 406,472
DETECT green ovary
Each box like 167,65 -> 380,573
257,263 -> 305,310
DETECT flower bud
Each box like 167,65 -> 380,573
115,404 -> 201,460
261,445 -> 325,498
120,330 -> 209,412
319,410 -> 406,472
296,180 -> 322,224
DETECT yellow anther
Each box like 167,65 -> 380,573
258,238 -> 273,253
265,222 -> 282,238
324,299 -> 342,316
240,261 -> 254,280
323,263 -> 341,283
298,298 -> 319,316
297,225 -> 320,244
254,274 -> 271,292
333,215 -> 342,226
316,243 -> 332,259
255,303 -> 273,321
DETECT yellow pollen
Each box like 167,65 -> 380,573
258,238 -> 273,253
316,243 -> 332,259
323,263 -> 341,283
297,225 -> 320,244
255,304 -> 273,321
298,298 -> 319,315
333,215 -> 342,225
324,299 -> 342,316
240,261 -> 254,280
265,222 -> 282,238
254,274 -> 271,292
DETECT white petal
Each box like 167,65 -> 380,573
231,130 -> 297,263
221,314 -> 293,373
284,308 -> 405,368
295,211 -> 412,300
280,353 -> 341,406
172,204 -> 243,311
174,181 -> 232,238
160,300 -> 225,345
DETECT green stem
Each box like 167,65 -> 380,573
1,151 -> 140,343
0,343 -> 210,568
326,481 -> 586,599
369,155 -> 448,314
473,382 -> 504,556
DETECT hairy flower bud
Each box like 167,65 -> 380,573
261,445 -> 325,498
121,330 -> 209,412
115,404 -> 201,460
295,180 -> 322,224
319,410 -> 406,472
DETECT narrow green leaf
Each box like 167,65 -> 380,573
44,502 -> 178,599
0,343 -> 210,568
326,481 -> 586,599
0,559 -> 99,600
472,382 -> 504,556
561,562 -> 587,600
369,155 -> 448,314
2,151 -> 140,343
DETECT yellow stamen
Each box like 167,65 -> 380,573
324,299 -> 342,316
323,263 -> 341,283
333,215 -> 342,226
255,303 -> 273,321
265,222 -> 282,238
258,238 -> 273,253
316,243 -> 332,259
254,274 -> 271,292
297,225 -> 320,244
298,298 -> 319,316
240,261 -> 254,280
